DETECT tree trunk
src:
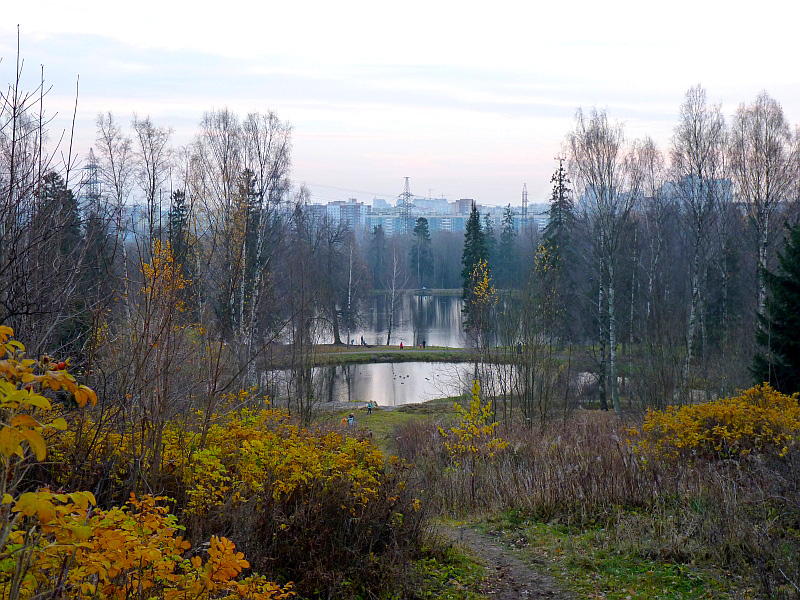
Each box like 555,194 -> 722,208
608,259 -> 620,415
682,244 -> 701,401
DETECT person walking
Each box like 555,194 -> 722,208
367,402 -> 373,415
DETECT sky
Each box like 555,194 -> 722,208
2,0 -> 799,206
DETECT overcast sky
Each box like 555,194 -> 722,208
3,0 -> 799,206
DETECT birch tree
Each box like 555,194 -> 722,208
670,86 -> 726,398
96,112 -> 136,321
132,114 -> 172,246
729,91 -> 798,317
569,108 -> 639,414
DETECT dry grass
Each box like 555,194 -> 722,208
395,410 -> 800,598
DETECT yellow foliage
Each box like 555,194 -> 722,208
470,259 -> 497,309
6,494 -> 293,599
184,407 -> 387,514
0,327 -> 96,467
439,380 -> 508,464
0,327 -> 291,600
629,384 -> 800,460
142,239 -> 187,304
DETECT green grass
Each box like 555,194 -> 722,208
480,511 -> 746,599
407,543 -> 489,600
312,347 -> 475,366
323,396 -> 462,454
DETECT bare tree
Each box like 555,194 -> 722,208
385,248 -> 408,346
631,137 -> 670,325
729,91 -> 798,316
670,85 -> 727,398
96,112 -> 136,320
0,48 -> 90,354
132,114 -> 172,246
191,109 -> 292,380
569,108 -> 640,414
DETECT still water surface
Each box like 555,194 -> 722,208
269,361 -> 478,406
331,293 -> 467,348
297,294 -> 475,405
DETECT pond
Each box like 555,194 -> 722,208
267,361 -> 480,407
328,292 -> 468,348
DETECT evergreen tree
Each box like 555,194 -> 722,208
496,205 -> 517,288
167,189 -> 196,309
40,171 -> 82,257
409,217 -> 433,288
461,202 -> 490,329
483,213 -> 496,270
461,202 -> 488,299
168,190 -> 191,264
542,158 -> 574,258
752,223 -> 800,393
540,159 -> 581,342
368,225 -> 387,289
38,171 -> 86,352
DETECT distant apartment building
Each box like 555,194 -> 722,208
455,198 -> 473,215
311,196 -> 551,237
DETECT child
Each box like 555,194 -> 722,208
347,413 -> 355,427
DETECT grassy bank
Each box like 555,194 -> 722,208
326,396 -> 463,454
312,345 -> 474,366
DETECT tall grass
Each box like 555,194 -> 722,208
395,409 -> 800,597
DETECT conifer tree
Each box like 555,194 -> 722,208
483,213 -> 496,270
409,217 -> 433,288
496,205 -> 517,288
752,223 -> 800,393
461,202 -> 489,327
541,159 -> 579,341
461,202 -> 488,300
542,158 -> 574,258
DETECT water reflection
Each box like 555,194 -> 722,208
338,293 -> 467,348
267,362 -> 476,406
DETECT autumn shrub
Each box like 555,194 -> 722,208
176,409 -> 427,598
6,493 -> 292,599
438,380 -> 508,509
629,383 -> 800,461
41,387 -> 427,598
626,384 -> 800,596
0,326 -> 291,600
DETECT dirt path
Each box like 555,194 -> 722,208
438,524 -> 573,600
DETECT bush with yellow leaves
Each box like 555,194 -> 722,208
629,383 -> 800,460
178,408 -> 425,599
0,326 -> 292,600
439,380 -> 508,508
6,492 -> 292,600
33,360 -> 424,598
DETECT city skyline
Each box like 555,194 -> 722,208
3,0 -> 799,206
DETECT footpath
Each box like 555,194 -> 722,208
438,524 -> 573,600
